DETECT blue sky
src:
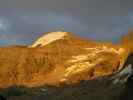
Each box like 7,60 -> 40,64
0,0 -> 132,46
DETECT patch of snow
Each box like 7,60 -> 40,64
60,78 -> 67,82
41,88 -> 48,92
31,31 -> 68,47
85,46 -> 125,55
64,46 -> 125,79
68,55 -> 90,63
116,64 -> 132,77
64,62 -> 95,77
113,64 -> 133,84
65,52 -> 104,78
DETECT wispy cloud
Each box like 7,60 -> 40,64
0,18 -> 10,31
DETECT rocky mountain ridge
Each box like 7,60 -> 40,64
0,31 -> 133,100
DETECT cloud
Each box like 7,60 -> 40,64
0,18 -> 10,31
0,0 -> 132,45
0,33 -> 37,45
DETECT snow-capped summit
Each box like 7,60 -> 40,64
31,31 -> 69,47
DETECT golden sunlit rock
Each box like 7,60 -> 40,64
0,31 -> 130,89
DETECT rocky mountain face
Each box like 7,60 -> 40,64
0,31 -> 132,100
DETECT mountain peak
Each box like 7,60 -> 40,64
31,31 -> 70,47
0,31 -> 130,88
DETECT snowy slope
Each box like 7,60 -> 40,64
31,31 -> 68,47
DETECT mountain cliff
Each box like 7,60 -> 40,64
0,31 -> 132,100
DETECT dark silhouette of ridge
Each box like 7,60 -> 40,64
120,53 -> 133,100
0,95 -> 6,100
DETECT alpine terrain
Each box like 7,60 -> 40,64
0,31 -> 133,100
